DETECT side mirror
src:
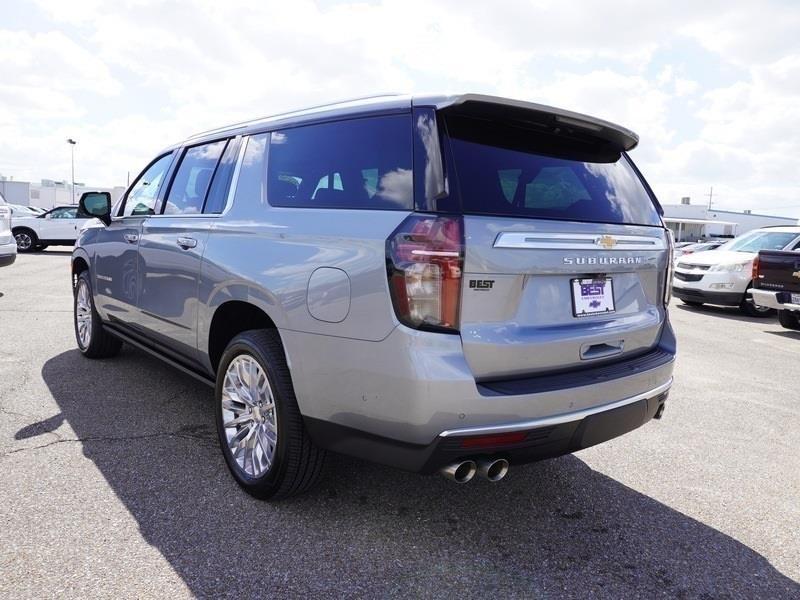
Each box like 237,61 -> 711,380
78,191 -> 112,226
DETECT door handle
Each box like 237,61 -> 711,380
124,233 -> 139,244
176,236 -> 197,249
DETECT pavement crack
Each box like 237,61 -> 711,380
1,428 -> 215,458
0,405 -> 34,420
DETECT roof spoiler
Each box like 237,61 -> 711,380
422,94 -> 639,152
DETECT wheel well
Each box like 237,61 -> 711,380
72,257 -> 89,288
11,226 -> 35,235
208,301 -> 277,372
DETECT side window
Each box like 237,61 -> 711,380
50,208 -> 76,219
122,153 -> 174,217
203,138 -> 241,214
267,115 -> 413,210
163,140 -> 227,215
232,133 -> 268,207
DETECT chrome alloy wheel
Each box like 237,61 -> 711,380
221,355 -> 278,478
75,279 -> 93,349
15,232 -> 32,251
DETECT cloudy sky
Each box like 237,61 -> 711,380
2,0 -> 800,215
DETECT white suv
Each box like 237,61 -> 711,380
11,205 -> 92,252
0,206 -> 16,267
672,227 -> 800,316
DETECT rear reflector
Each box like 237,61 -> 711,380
460,431 -> 528,449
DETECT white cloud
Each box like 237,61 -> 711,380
0,0 -> 797,217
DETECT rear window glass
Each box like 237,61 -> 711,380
266,115 -> 413,210
445,116 -> 661,226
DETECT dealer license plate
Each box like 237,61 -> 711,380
572,278 -> 615,317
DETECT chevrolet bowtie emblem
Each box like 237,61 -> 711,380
596,235 -> 618,249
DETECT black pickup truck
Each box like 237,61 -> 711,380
752,250 -> 800,330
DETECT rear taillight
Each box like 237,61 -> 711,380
664,229 -> 674,306
752,254 -> 760,281
386,214 -> 463,332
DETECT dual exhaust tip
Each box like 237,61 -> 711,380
441,458 -> 509,483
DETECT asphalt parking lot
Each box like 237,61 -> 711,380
1,251 -> 798,599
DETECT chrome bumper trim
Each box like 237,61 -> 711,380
438,378 -> 673,438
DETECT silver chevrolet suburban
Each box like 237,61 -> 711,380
72,94 -> 675,500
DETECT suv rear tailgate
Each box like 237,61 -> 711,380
755,250 -> 800,293
460,217 -> 668,380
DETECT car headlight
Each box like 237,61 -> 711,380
709,261 -> 750,272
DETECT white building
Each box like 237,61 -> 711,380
0,176 -> 125,210
663,198 -> 798,242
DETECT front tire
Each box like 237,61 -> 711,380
740,288 -> 773,318
215,330 -> 326,500
778,310 -> 800,331
13,228 -> 37,253
74,271 -> 122,358
681,300 -> 704,307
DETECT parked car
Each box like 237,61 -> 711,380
672,226 -> 800,316
72,93 -> 675,499
673,240 -> 725,261
0,206 -> 16,267
751,250 -> 800,330
11,205 -> 92,252
7,203 -> 45,218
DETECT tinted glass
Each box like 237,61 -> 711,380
123,153 -> 173,217
722,231 -> 798,252
50,207 -> 78,219
232,133 -> 268,208
445,115 -> 661,226
163,140 -> 227,215
204,138 -> 241,214
267,115 -> 412,210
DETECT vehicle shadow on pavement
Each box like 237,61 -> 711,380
674,302 -> 775,324
35,348 -> 799,598
765,330 -> 800,340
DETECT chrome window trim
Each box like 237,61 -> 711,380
493,232 -> 666,251
221,134 -> 249,216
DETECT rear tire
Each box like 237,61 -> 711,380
74,271 -> 122,358
740,288 -> 773,318
215,329 -> 326,500
778,310 -> 800,331
13,228 -> 37,253
681,300 -> 704,307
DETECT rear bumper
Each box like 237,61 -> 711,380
672,286 -> 742,306
305,381 -> 670,473
751,289 -> 800,311
0,242 -> 16,267
285,315 -> 676,472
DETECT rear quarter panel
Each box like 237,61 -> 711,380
196,201 -> 410,372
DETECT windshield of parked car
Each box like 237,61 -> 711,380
9,204 -> 39,216
722,231 -> 799,253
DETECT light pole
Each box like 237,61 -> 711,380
67,138 -> 77,204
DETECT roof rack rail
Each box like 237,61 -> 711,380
186,93 -> 404,141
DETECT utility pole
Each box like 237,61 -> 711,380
706,186 -> 714,210
67,138 -> 77,204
